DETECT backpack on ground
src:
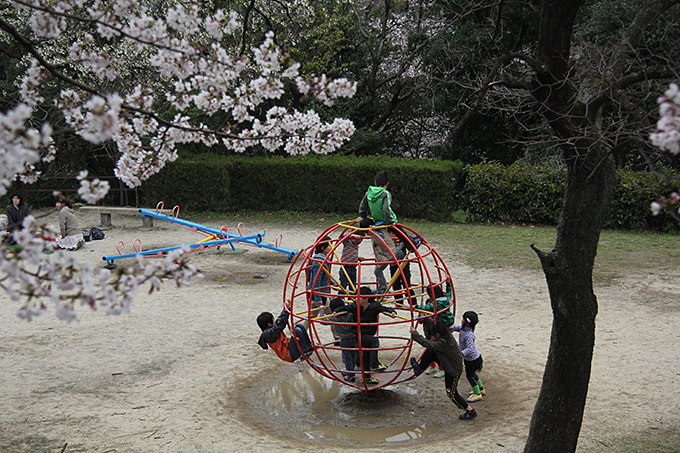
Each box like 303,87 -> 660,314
90,227 -> 105,240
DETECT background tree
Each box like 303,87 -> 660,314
473,1 -> 680,450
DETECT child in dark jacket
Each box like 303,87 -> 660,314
415,280 -> 455,378
330,297 -> 358,382
339,286 -> 397,384
257,300 -> 313,363
410,319 -> 477,420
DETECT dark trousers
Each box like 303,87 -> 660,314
417,348 -> 467,410
289,324 -> 313,362
464,356 -> 483,388
356,334 -> 379,372
339,264 -> 357,290
390,262 -> 412,293
340,336 -> 357,376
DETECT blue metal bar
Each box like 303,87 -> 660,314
253,242 -> 298,260
102,234 -> 262,265
138,209 -> 247,240
137,208 -> 298,258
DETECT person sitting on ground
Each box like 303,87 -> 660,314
257,300 -> 313,363
339,286 -> 397,385
6,192 -> 29,235
55,197 -> 84,250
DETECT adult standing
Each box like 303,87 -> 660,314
55,197 -> 84,250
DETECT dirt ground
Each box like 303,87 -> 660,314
0,208 -> 678,452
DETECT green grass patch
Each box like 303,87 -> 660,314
183,209 -> 679,284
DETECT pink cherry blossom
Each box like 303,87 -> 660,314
1,0 -> 357,320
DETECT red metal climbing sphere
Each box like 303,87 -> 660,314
283,220 -> 455,391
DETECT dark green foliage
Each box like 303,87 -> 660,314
141,159 -> 231,212
461,161 -> 567,224
461,161 -> 679,231
8,177 -> 82,209
138,154 -> 463,222
607,171 -> 679,231
11,155 -> 676,230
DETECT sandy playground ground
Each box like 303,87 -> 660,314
0,208 -> 678,452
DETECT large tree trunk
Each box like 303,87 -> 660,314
523,1 -> 680,450
525,149 -> 617,451
524,0 -> 618,450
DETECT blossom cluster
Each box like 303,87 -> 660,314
9,0 -> 356,194
650,83 -> 680,155
1,0 -> 357,320
650,84 -> 680,221
650,192 -> 680,218
0,104 -> 53,198
2,216 -> 200,321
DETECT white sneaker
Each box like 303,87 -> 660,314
424,366 -> 437,375
467,393 -> 483,402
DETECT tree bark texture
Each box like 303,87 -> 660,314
524,0 -> 618,451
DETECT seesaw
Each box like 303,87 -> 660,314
101,203 -> 298,268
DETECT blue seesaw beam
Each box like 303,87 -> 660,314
137,208 -> 298,260
102,234 -> 263,266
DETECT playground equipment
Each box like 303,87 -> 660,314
284,220 -> 455,391
102,203 -> 298,267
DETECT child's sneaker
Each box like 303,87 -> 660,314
424,366 -> 437,375
343,374 -> 355,383
459,408 -> 477,420
433,370 -> 445,378
479,387 -> 486,395
410,358 -> 423,376
364,376 -> 379,385
467,393 -> 483,402
371,364 -> 388,372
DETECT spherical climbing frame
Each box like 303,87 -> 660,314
284,220 -> 456,391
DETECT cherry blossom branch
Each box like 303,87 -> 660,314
1,0 -> 357,321
649,83 -> 680,224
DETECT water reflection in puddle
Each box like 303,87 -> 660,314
262,369 -> 440,442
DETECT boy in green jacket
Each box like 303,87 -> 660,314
358,171 -> 397,293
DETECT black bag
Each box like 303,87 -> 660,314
90,227 -> 105,240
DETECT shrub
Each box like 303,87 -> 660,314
139,154 -> 464,221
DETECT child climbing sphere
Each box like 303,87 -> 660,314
452,310 -> 485,402
257,300 -> 313,363
358,170 -> 398,293
410,319 -> 477,420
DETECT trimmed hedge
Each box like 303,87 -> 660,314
141,160 -> 231,212
461,161 -> 679,231
18,154 -> 674,230
140,154 -> 465,222
460,161 -> 566,225
608,171 -> 678,231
